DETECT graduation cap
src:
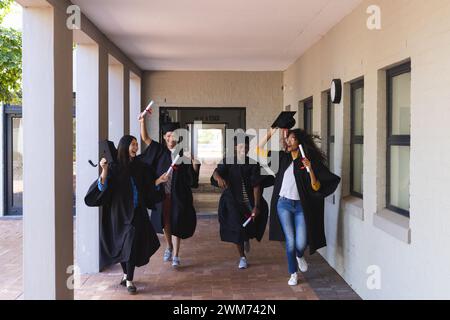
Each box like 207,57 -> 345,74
271,111 -> 297,129
161,122 -> 181,135
88,140 -> 117,167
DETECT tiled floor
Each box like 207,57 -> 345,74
0,217 -> 360,300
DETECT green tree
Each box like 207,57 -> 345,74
0,0 -> 14,22
0,0 -> 22,105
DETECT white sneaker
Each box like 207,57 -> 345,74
297,256 -> 308,273
172,256 -> 180,267
244,241 -> 251,254
163,248 -> 173,262
238,257 -> 248,269
288,273 -> 298,286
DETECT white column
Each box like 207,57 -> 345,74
22,5 -> 74,299
129,73 -> 141,149
75,43 -> 108,274
108,61 -> 125,144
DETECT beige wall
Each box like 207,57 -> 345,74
283,0 -> 450,299
142,71 -> 283,139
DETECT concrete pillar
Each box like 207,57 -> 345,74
108,60 -> 125,144
129,73 -> 141,149
22,5 -> 74,299
75,43 -> 108,274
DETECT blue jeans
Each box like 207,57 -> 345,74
277,197 -> 307,274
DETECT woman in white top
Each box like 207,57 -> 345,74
258,128 -> 340,286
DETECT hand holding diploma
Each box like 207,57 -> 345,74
166,154 -> 181,175
242,207 -> 260,228
138,100 -> 154,120
299,144 -> 311,173
156,173 -> 169,186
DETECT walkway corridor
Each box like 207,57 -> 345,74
0,217 -> 360,300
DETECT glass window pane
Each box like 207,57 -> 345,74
390,146 -> 410,211
352,144 -> 363,195
12,117 -> 23,209
353,87 -> 364,136
391,72 -> 411,135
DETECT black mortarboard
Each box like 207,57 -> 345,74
271,111 -> 296,129
99,140 -> 117,164
233,132 -> 256,146
161,122 -> 181,135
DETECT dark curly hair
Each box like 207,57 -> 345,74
287,129 -> 327,166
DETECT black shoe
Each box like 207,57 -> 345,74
127,283 -> 137,295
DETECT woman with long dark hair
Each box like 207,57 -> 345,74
258,127 -> 340,286
85,135 -> 168,294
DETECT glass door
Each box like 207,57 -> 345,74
187,123 -> 227,184
5,110 -> 23,215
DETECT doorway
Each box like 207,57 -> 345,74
160,107 -> 246,215
4,105 -> 23,215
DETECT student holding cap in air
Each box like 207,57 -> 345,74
84,136 -> 167,294
257,112 -> 341,286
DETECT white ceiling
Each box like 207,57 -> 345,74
72,0 -> 363,71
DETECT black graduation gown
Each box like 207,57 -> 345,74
211,157 -> 274,244
268,151 -> 341,254
140,141 -> 199,239
84,160 -> 161,271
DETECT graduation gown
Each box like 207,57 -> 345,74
84,160 -> 161,270
211,157 -> 274,244
268,151 -> 341,254
140,141 -> 199,239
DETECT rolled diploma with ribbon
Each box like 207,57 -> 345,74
299,144 -> 311,173
242,216 -> 252,228
138,100 -> 154,120
166,154 -> 181,175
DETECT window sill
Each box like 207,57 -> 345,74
342,196 -> 364,221
373,208 -> 411,244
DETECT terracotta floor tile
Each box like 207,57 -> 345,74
0,218 -> 360,300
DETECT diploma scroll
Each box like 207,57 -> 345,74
299,144 -> 311,173
138,100 -> 154,120
242,216 -> 253,228
166,154 -> 181,175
